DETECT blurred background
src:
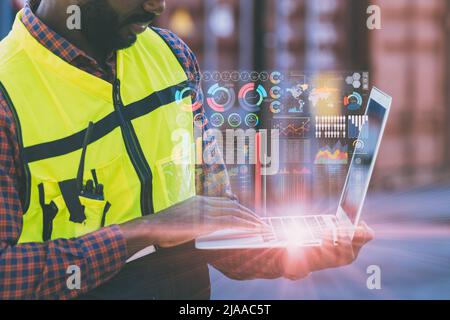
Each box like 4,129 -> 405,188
157,0 -> 450,193
1,0 -> 450,299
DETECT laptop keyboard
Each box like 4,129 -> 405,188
262,216 -> 334,244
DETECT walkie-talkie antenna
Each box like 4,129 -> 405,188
76,122 -> 94,192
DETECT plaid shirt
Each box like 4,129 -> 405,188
0,1 -> 281,300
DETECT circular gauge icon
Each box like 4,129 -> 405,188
231,71 -> 240,82
194,113 -> 208,128
175,87 -> 203,112
353,139 -> 365,150
238,83 -> 268,112
228,113 -> 242,128
269,86 -> 282,99
270,101 -> 282,114
250,72 -> 260,82
202,71 -> 212,81
206,84 -> 236,112
344,92 -> 363,111
210,113 -> 225,128
259,71 -> 270,82
245,113 -> 259,128
241,71 -> 250,82
212,72 -> 221,82
270,71 -> 283,85
221,71 -> 231,82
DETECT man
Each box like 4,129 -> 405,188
0,0 -> 373,300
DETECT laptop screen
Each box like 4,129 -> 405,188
340,99 -> 387,225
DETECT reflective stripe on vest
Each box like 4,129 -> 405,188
0,11 -> 196,243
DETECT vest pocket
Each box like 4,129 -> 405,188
39,180 -> 111,240
76,197 -> 111,236
155,154 -> 195,209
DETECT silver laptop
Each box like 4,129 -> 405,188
196,87 -> 392,250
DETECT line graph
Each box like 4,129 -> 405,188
272,117 -> 311,138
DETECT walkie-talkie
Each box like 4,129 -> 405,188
77,122 -> 105,201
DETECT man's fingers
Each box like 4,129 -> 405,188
322,229 -> 335,248
336,228 -> 355,265
233,201 -> 267,224
202,196 -> 241,209
352,222 -> 374,249
203,198 -> 266,227
205,197 -> 263,222
235,202 -> 266,222
317,230 -> 336,266
213,215 -> 268,233
213,207 -> 267,228
358,221 -> 375,243
213,197 -> 258,218
352,221 -> 374,258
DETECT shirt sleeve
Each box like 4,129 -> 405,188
0,91 -> 128,300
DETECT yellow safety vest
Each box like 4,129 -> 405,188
0,11 -> 196,243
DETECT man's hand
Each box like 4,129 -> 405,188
207,222 -> 374,281
119,196 -> 269,257
281,221 -> 374,280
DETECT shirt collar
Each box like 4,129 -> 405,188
22,0 -> 114,66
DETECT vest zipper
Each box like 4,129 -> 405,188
113,80 -> 154,215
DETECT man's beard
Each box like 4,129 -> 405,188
79,0 -> 156,54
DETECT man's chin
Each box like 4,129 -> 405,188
83,32 -> 138,54
113,33 -> 138,51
